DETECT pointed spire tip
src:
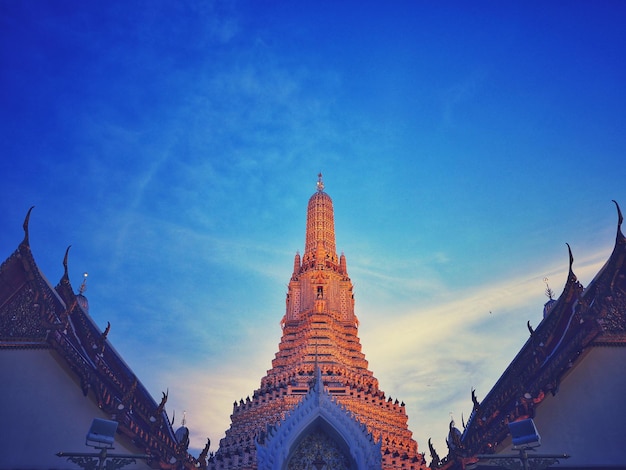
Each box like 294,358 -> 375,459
62,246 -> 71,279
21,206 -> 35,247
612,200 -> 624,240
566,242 -> 574,270
316,173 -> 325,192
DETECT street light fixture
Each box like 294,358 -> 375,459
477,418 -> 569,470
85,418 -> 118,449
509,418 -> 541,449
57,418 -> 150,470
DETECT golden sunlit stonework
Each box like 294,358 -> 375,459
210,175 -> 428,470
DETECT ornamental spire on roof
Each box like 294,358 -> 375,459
79,272 -> 88,295
211,175 -> 426,470
316,172 -> 324,191
304,173 -> 337,262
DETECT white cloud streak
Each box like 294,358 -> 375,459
133,240 -> 612,458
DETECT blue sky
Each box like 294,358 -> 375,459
2,0 -> 625,457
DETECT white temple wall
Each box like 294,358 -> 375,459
497,346 -> 626,466
0,348 -> 149,470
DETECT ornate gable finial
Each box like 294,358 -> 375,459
612,199 -> 624,241
101,321 -> 110,341
428,438 -> 441,468
316,173 -> 324,192
157,389 -> 168,413
61,245 -> 72,284
565,242 -> 580,287
198,438 -> 211,467
21,206 -> 35,247
566,243 -> 574,271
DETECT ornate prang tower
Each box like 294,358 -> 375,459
211,175 -> 426,470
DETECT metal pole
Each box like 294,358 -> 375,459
98,448 -> 107,470
520,448 -> 528,470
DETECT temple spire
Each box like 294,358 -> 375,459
304,174 -> 337,261
215,174 -> 424,469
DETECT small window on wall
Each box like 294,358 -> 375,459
317,286 -> 323,299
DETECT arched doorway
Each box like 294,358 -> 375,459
286,419 -> 354,470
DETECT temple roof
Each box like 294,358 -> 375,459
433,201 -> 626,467
0,208 -> 201,469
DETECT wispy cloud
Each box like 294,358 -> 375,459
120,241 -> 613,458
358,245 -> 610,455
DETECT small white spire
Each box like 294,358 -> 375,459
316,173 -> 324,192
79,272 -> 88,294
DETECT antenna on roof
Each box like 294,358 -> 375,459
543,277 -> 554,300
79,272 -> 89,295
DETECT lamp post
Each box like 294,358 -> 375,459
477,419 -> 569,470
57,418 -> 150,470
